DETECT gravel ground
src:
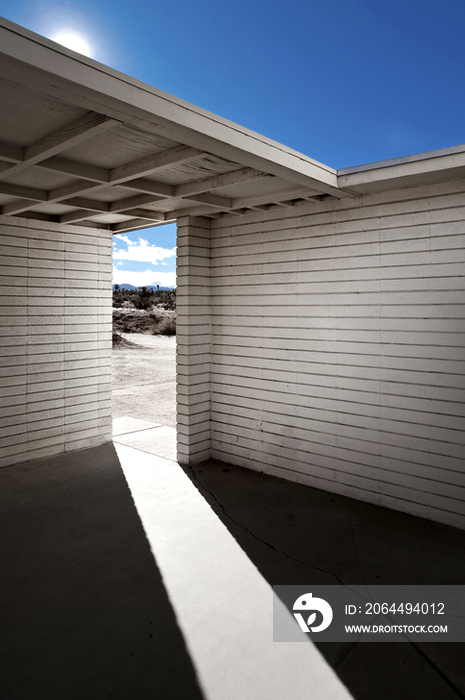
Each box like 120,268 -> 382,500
112,333 -> 176,428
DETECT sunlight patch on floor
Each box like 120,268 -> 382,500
115,442 -> 354,700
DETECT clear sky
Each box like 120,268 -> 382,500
1,0 -> 464,287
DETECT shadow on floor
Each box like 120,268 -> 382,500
0,443 -> 205,700
183,458 -> 465,700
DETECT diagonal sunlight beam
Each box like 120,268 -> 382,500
115,443 -> 354,700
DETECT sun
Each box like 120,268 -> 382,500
52,32 -> 92,57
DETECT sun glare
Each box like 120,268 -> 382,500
52,32 -> 92,57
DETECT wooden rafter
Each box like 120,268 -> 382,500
111,216 -> 174,233
118,178 -> 175,197
0,111 -> 335,222
0,146 -> 207,216
0,182 -> 47,201
0,112 -> 120,180
109,193 -> 164,212
108,145 -> 204,184
39,156 -> 110,183
182,192 -> 233,209
174,167 -> 271,197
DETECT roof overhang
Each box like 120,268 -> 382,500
339,144 -> 465,193
0,16 -> 464,233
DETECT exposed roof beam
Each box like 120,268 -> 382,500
230,186 -> 323,211
182,192 -> 232,209
0,112 -> 120,179
170,204 -> 222,219
0,162 -> 14,176
60,202 -> 167,226
58,197 -> 112,223
60,209 -> 101,224
301,194 -> 326,202
0,170 -> 323,220
174,167 -> 270,197
167,185 -> 325,219
0,145 -> 226,217
3,145 -> 210,216
0,146 -> 109,183
118,208 -> 166,221
109,193 -> 164,212
61,196 -> 110,212
0,182 -> 47,201
2,198 -> 39,215
14,211 -> 59,223
111,217 -> 173,233
117,177 -> 175,197
0,181 -> 109,215
108,145 -> 205,184
248,204 -> 269,212
0,141 -> 22,163
61,207 -> 165,225
272,200 -> 295,208
39,156 -> 110,183
0,151 -> 267,202
48,180 -> 102,201
25,112 -> 118,162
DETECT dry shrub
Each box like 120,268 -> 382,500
152,315 -> 176,336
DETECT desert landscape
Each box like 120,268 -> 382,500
112,286 -> 177,428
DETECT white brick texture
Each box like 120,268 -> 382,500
176,216 -> 212,464
207,180 -> 465,529
0,216 -> 112,467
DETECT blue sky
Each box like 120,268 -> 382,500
112,225 -> 177,289
1,0 -> 464,287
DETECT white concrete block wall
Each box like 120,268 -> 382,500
176,216 -> 212,464
209,180 -> 465,530
0,216 -> 112,467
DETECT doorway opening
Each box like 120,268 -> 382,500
111,222 -> 177,459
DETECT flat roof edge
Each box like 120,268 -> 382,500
338,144 -> 465,175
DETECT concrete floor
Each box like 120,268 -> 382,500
1,420 -> 464,699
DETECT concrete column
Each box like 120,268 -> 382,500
176,216 -> 212,464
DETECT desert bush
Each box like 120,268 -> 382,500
131,286 -> 154,310
113,308 -> 176,335
112,285 -> 176,310
132,294 -> 153,311
152,315 -> 176,336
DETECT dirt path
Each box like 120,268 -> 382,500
112,333 -> 176,428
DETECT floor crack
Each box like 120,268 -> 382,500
408,641 -> 465,700
187,465 -> 346,586
383,613 -> 465,700
333,641 -> 359,669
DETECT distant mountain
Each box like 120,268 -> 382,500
113,283 -> 176,291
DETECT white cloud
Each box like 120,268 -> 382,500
117,261 -> 123,265
112,266 -> 176,288
113,235 -> 176,265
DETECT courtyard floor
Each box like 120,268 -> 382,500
1,419 -> 464,699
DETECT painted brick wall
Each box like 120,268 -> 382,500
208,180 -> 465,530
0,216 -> 112,467
176,216 -> 212,464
